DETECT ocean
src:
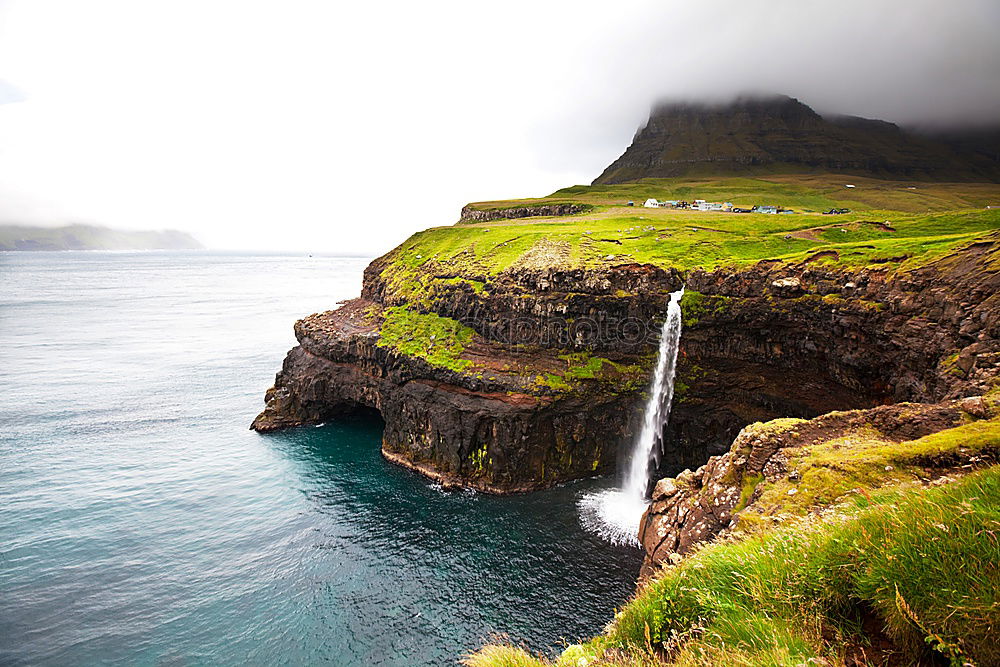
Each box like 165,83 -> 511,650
0,251 -> 641,666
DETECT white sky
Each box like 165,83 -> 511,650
0,0 -> 997,253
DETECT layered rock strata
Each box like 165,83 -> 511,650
252,300 -> 643,492
254,234 -> 1000,492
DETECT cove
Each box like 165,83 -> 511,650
266,414 -> 643,664
0,252 -> 641,667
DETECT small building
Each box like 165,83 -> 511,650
644,198 -> 660,208
756,205 -> 779,214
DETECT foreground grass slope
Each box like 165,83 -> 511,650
466,464 -> 1000,667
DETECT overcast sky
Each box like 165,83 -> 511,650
0,0 -> 997,253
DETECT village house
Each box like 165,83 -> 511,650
693,201 -> 733,211
642,197 -> 740,212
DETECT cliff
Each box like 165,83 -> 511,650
253,183 -> 1000,492
594,95 -> 1000,184
251,299 -> 646,492
458,203 -> 591,223
255,172 -> 1000,664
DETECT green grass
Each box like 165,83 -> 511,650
533,352 -> 650,394
463,645 -> 545,667
379,175 -> 1000,297
376,306 -> 474,372
560,352 -> 609,380
377,203 -> 1000,295
468,466 -> 1000,666
550,177 -> 848,212
464,175 -> 1000,214
374,308 -> 650,392
745,416 -> 1000,524
678,291 -> 730,328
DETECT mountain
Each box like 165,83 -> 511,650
594,95 -> 1000,184
0,224 -> 203,251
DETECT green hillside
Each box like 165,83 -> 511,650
372,176 -> 1000,315
592,96 -> 1000,184
463,175 -> 1000,214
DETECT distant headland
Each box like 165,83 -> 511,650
0,224 -> 202,251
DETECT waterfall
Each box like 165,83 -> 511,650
578,288 -> 684,546
623,287 -> 684,500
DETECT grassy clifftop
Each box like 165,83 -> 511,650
365,174 -> 1000,400
380,177 -> 1000,295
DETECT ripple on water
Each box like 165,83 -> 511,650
0,252 -> 642,667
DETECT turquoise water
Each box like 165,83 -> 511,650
0,252 -> 641,666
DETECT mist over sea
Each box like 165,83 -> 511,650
0,251 -> 640,666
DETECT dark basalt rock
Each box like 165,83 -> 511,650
458,203 -> 590,223
251,301 -> 641,493
254,235 -> 1000,493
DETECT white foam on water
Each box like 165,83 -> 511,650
577,488 -> 648,547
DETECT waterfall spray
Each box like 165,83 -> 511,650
578,288 -> 684,546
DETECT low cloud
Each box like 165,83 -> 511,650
0,0 -> 996,252
529,0 -> 1000,175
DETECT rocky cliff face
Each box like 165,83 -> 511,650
594,95 -> 1000,184
638,395 -> 999,579
252,300 -> 643,492
253,232 -> 1000,492
458,203 -> 590,223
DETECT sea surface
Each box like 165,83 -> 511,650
0,251 -> 642,666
